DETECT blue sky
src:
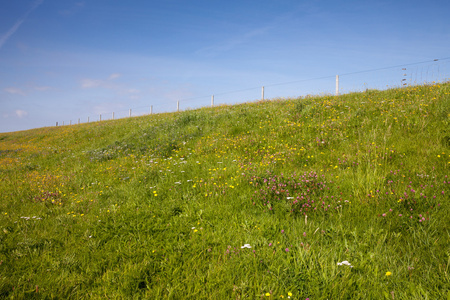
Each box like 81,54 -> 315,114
1,0 -> 449,133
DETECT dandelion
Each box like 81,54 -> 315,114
265,292 -> 271,296
386,271 -> 392,276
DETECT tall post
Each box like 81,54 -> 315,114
150,105 -> 153,115
177,101 -> 179,112
78,118 -> 80,125
56,122 -> 58,127
335,75 -> 339,96
262,86 -> 265,101
87,116 -> 89,123
70,120 -> 72,125
211,95 -> 214,107
129,109 -> 132,117
112,112 -> 115,120
100,114 -> 102,122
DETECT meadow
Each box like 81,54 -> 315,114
0,83 -> 449,299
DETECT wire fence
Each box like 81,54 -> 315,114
57,57 -> 450,126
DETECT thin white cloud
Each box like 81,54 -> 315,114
34,86 -> 51,91
15,110 -> 28,118
108,73 -> 121,80
0,0 -> 44,50
4,87 -> 26,96
81,78 -> 103,89
58,1 -> 85,16
196,26 -> 271,56
81,73 -> 122,89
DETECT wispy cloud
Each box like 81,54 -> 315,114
81,73 -> 122,89
34,86 -> 52,91
4,87 -> 26,96
80,73 -> 141,100
58,1 -> 85,16
15,110 -> 28,118
108,73 -> 121,80
196,26 -> 272,56
0,0 -> 44,50
80,78 -> 103,89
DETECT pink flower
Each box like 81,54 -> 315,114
285,248 -> 289,252
303,232 -> 306,237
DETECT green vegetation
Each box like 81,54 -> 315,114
1,83 -> 449,299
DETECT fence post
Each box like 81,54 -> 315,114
211,95 -> 214,107
63,121 -> 64,126
112,112 -> 114,120
262,86 -> 264,101
56,122 -> 58,126
70,120 -> 72,125
177,101 -> 179,112
78,118 -> 80,125
87,116 -> 89,123
150,105 -> 153,114
100,114 -> 102,122
129,109 -> 132,117
335,75 -> 339,96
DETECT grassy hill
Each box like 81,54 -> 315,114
0,83 -> 449,299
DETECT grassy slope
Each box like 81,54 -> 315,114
0,83 -> 449,299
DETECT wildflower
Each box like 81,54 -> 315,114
285,248 -> 289,252
241,244 -> 251,249
386,271 -> 392,276
288,292 -> 293,298
265,292 -> 271,296
337,260 -> 353,267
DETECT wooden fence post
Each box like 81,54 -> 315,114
211,95 -> 214,107
336,75 -> 339,96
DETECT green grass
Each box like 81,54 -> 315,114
0,83 -> 449,299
